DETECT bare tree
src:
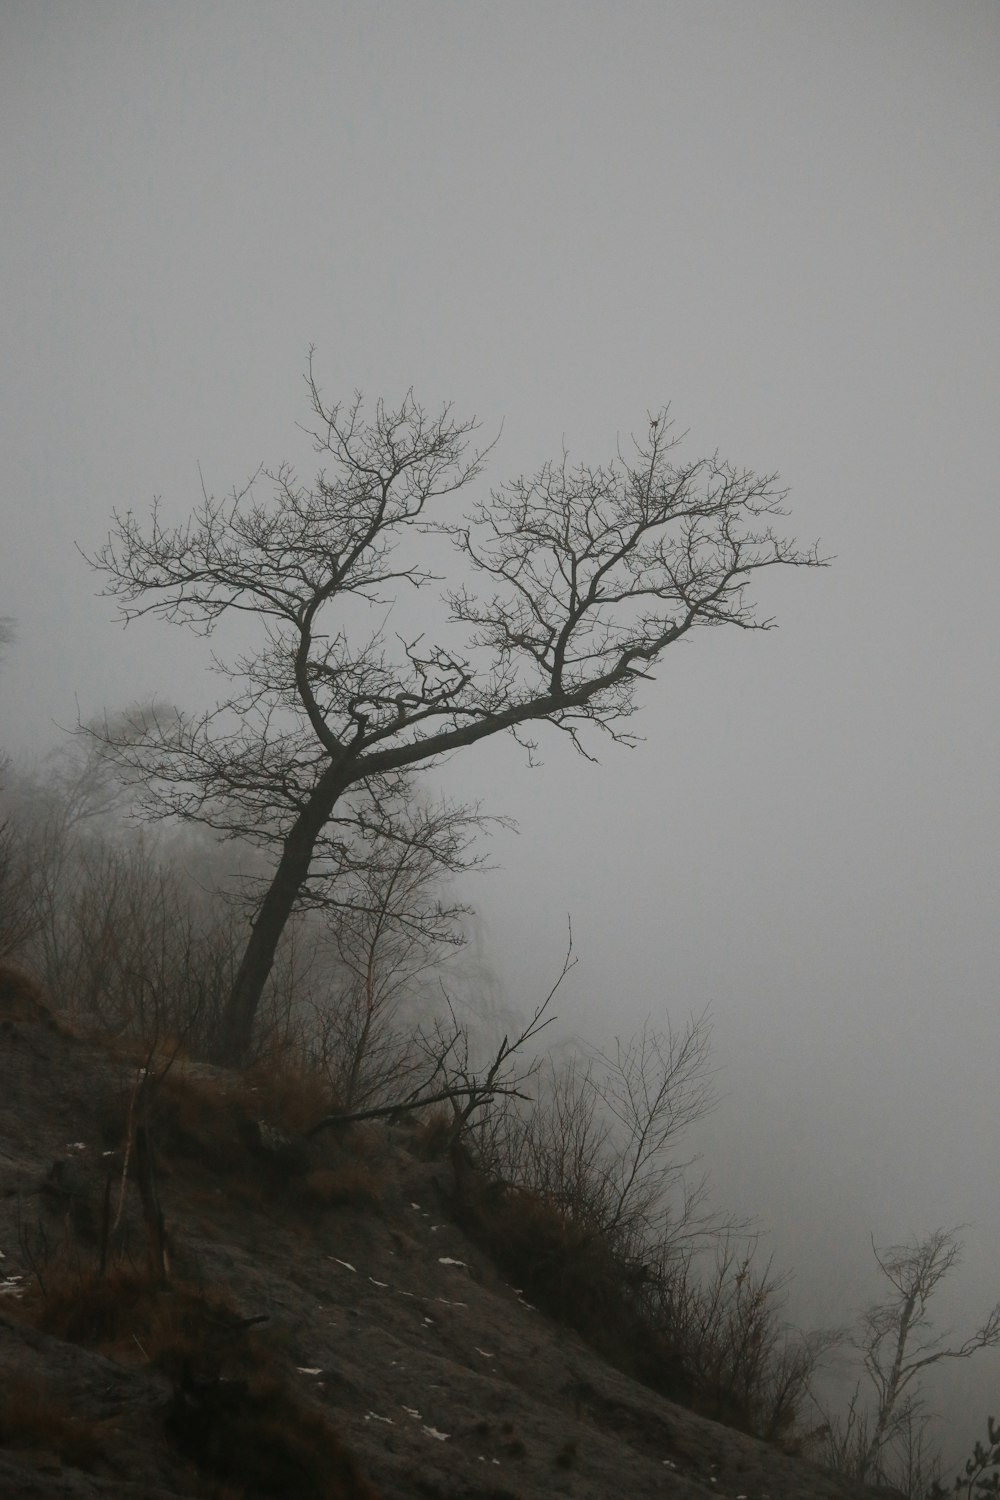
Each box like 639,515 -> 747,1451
85,361 -> 824,1061
816,1228 -> 1000,1490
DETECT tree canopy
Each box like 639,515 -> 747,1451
87,363 -> 825,1061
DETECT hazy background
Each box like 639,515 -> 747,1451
3,0 -> 999,1464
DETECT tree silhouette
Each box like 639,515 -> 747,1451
87,360 -> 824,1061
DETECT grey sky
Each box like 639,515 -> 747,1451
3,0 -> 999,1461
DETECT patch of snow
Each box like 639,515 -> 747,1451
67,1142 -> 87,1151
437,1256 -> 466,1267
401,1406 -> 420,1419
329,1257 -> 356,1272
296,1367 -> 322,1376
422,1426 -> 449,1441
369,1277 -> 389,1288
475,1348 -> 494,1359
364,1412 -> 394,1424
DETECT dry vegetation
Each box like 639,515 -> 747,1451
0,1379 -> 108,1472
1,753 -> 998,1499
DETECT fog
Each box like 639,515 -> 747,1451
3,0 -> 999,1472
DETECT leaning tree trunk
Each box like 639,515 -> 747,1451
858,1287 -> 919,1482
216,767 -> 346,1065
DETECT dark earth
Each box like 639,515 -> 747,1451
0,971 -> 900,1500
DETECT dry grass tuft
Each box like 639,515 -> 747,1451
295,1164 -> 382,1214
29,1265 -> 250,1369
405,1106 -> 455,1160
0,963 -> 55,1025
457,1179 -> 687,1400
0,1380 -> 106,1470
234,1047 -> 337,1137
144,1069 -> 250,1178
466,1184 -> 616,1319
17,1257 -> 380,1498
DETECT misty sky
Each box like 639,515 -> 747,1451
3,0 -> 999,1461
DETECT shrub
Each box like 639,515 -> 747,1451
455,1176 -> 687,1399
651,1236 -> 834,1438
454,1038 -> 835,1439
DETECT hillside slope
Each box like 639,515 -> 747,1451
0,975 -> 897,1500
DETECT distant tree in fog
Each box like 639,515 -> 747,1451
85,357 -> 824,1063
817,1228 -> 1000,1494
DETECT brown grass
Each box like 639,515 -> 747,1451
0,963 -> 55,1024
465,1184 -> 617,1319
18,1261 -> 380,1498
0,1379 -> 106,1470
29,1264 -> 252,1370
405,1106 -> 455,1159
233,1046 -> 337,1137
295,1164 -> 382,1214
456,1178 -> 688,1402
146,1070 -> 249,1175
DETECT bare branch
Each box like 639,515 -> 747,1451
305,925 -> 572,1138
819,1227 -> 1000,1488
82,366 -> 824,1061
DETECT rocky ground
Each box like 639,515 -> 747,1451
0,971 -> 900,1500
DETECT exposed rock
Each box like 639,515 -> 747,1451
0,992 -> 901,1500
